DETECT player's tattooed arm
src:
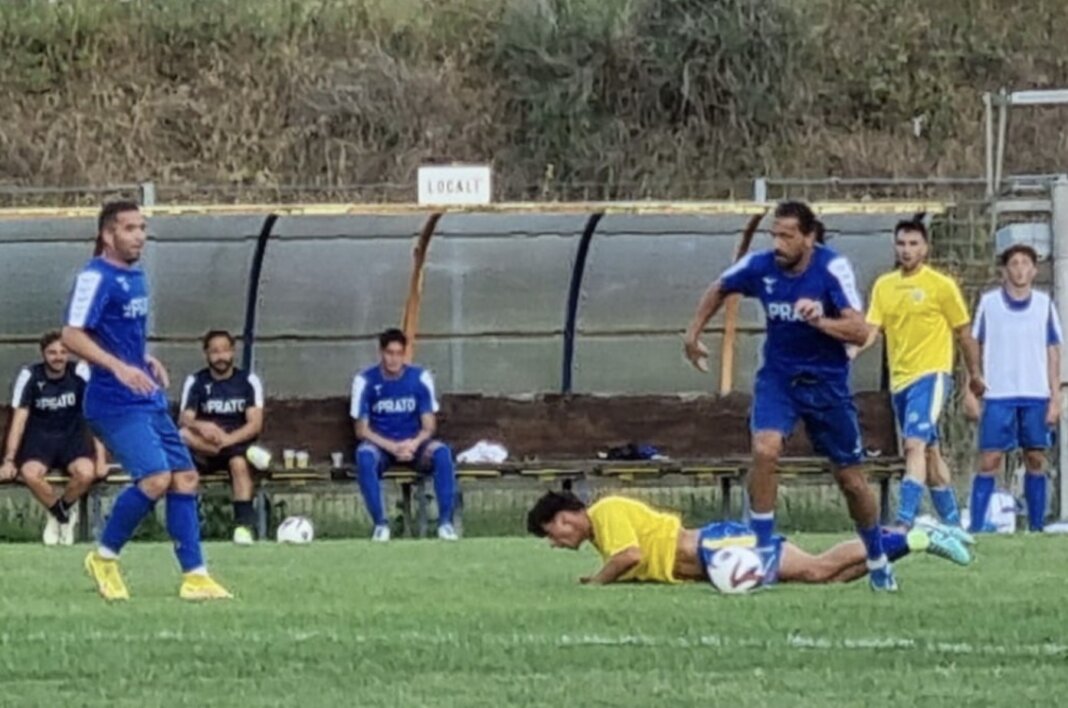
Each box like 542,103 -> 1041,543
684,281 -> 729,372
580,546 -> 641,585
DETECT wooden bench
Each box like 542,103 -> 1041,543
31,454 -> 903,541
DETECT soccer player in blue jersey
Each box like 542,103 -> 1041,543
350,328 -> 457,541
684,201 -> 970,592
62,200 -> 231,601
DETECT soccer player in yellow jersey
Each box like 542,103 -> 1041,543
860,220 -> 983,533
526,492 -> 969,587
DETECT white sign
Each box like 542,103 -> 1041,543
417,165 -> 492,206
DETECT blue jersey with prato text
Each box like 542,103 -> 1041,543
64,257 -> 167,419
350,365 -> 439,441
719,246 -> 863,375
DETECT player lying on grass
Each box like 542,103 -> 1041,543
527,492 -> 971,587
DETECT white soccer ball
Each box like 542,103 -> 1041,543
276,516 -> 315,544
706,546 -> 764,594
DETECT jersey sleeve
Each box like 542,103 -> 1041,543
1048,300 -> 1063,346
350,373 -> 370,420
717,253 -> 760,297
826,256 -> 864,312
417,370 -> 440,415
972,296 -> 988,344
65,269 -> 108,329
866,280 -> 885,327
246,373 -> 266,408
940,278 -> 971,329
590,501 -> 640,558
11,368 -> 32,409
179,375 -> 200,412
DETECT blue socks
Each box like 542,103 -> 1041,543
857,523 -> 888,562
969,474 -> 996,532
880,529 -> 909,561
431,446 -> 456,525
750,511 -> 775,548
1025,472 -> 1047,532
356,447 -> 387,526
896,478 -> 924,527
166,492 -> 204,573
930,486 -> 961,525
100,485 -> 156,555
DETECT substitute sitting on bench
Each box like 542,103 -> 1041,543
351,328 -> 457,542
178,329 -> 264,545
0,331 -> 106,545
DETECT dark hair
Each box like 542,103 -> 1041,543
98,200 -> 140,236
774,200 -> 818,236
814,219 -> 826,244
894,220 -> 928,242
526,490 -> 586,536
96,200 -> 141,255
1000,243 -> 1038,267
39,330 -> 62,351
379,328 -> 408,350
202,329 -> 235,351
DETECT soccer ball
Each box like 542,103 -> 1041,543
276,516 -> 315,544
706,546 -> 764,594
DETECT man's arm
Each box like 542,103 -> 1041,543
1048,344 -> 1062,426
220,373 -> 266,447
222,407 -> 264,447
355,419 -> 399,455
1,408 -> 29,481
684,282 -> 730,371
581,547 -> 642,585
61,326 -> 157,395
956,325 -> 985,396
800,305 -> 870,346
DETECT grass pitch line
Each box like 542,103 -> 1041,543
2,629 -> 1065,659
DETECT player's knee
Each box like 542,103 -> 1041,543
430,443 -> 453,468
138,472 -> 172,499
832,467 -> 866,497
69,460 -> 95,484
902,438 -> 926,456
170,471 -> 199,494
1024,450 -> 1047,471
19,463 -> 46,481
229,456 -> 252,480
979,452 -> 1003,473
752,436 -> 782,464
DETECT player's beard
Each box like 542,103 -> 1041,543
210,359 -> 233,375
774,252 -> 801,270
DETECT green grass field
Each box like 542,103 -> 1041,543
2,535 -> 1067,707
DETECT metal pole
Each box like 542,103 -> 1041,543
1051,175 -> 1068,519
139,181 -> 157,206
983,93 -> 994,198
993,93 -> 1009,196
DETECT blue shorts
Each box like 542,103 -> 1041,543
979,399 -> 1052,451
697,521 -> 783,587
89,409 -> 195,480
355,439 -> 448,475
892,373 -> 951,445
751,369 -> 864,466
